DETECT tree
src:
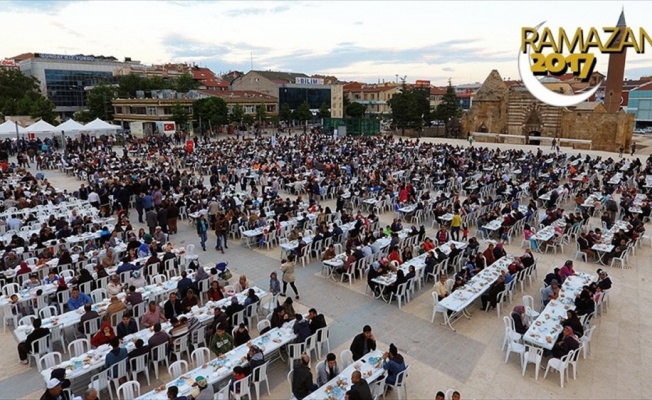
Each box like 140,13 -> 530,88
86,84 -> 116,121
117,74 -> 145,97
269,114 -> 280,127
229,104 -> 244,124
74,110 -> 94,124
388,86 -> 429,133
295,101 -> 312,123
175,72 -> 200,92
193,97 -> 228,133
29,97 -> 57,124
279,103 -> 291,125
318,102 -> 330,119
345,102 -> 366,119
0,69 -> 54,120
243,114 -> 255,125
170,102 -> 190,131
255,104 -> 267,124
434,80 -> 462,124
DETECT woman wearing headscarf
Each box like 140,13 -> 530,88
511,305 -> 528,334
388,270 -> 407,295
561,309 -> 584,337
128,270 -> 146,289
75,268 -> 96,291
195,265 -> 209,282
550,326 -> 580,359
91,321 -> 116,348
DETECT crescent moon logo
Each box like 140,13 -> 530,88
518,22 -> 602,107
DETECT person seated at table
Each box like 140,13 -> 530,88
233,274 -> 249,293
558,260 -> 576,282
293,313 -> 312,343
104,337 -> 128,384
574,286 -> 595,316
176,271 -> 193,298
243,288 -> 259,307
127,338 -> 149,361
541,280 -> 560,308
561,309 -> 584,337
225,295 -> 245,319
116,312 -> 138,339
232,322 -> 251,347
350,325 -> 377,361
336,248 -> 356,278
386,269 -> 407,296
207,280 -> 225,302
483,244 -> 496,266
390,218 -> 403,233
91,321 -> 116,348
545,326 -> 580,360
106,275 -> 123,297
270,306 -> 289,329
382,343 -> 407,387
141,301 -> 167,328
321,244 -> 336,261
104,296 -> 127,323
17,318 -> 50,365
422,237 -> 436,252
209,324 -> 234,357
511,305 -> 528,334
68,287 -> 92,311
596,269 -> 612,290
435,227 -> 450,245
480,274 -> 505,311
433,274 -> 449,299
22,273 -> 41,290
544,268 -> 562,286
292,354 -> 317,400
181,288 -> 199,312
317,352 -> 340,387
493,242 -> 507,260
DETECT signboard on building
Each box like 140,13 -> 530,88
36,53 -> 96,62
156,121 -> 176,134
295,77 -> 324,85
415,80 -> 431,87
1,59 -> 16,67
129,122 -> 144,138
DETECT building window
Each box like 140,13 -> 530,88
114,106 -> 123,114
266,104 -> 275,113
147,107 -> 157,116
130,106 -> 146,115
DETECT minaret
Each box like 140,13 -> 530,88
604,9 -> 627,113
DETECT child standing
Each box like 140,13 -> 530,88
461,224 -> 469,241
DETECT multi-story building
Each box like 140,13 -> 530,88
343,82 -> 398,116
112,90 -> 277,133
12,52 -> 141,117
115,63 -> 228,91
626,81 -> 652,129
230,70 -> 343,118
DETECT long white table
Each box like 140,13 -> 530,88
523,272 -> 594,350
438,256 -> 513,331
306,350 -> 385,400
136,326 -> 296,399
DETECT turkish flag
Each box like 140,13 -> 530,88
164,123 -> 175,132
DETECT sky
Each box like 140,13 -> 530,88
2,0 -> 652,86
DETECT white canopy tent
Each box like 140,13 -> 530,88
83,118 -> 121,134
0,120 -> 28,138
57,119 -> 85,138
25,120 -> 58,138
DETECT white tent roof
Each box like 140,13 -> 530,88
83,118 -> 121,131
0,120 -> 27,134
57,119 -> 85,131
26,120 -> 57,133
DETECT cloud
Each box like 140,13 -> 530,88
625,66 -> 652,80
354,21 -> 363,25
442,67 -> 454,72
3,0 -> 67,12
50,21 -> 84,39
224,5 -> 290,17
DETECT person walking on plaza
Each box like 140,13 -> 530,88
197,214 -> 208,251
280,254 -> 299,300
214,211 -> 228,254
631,142 -> 636,156
619,145 -> 624,158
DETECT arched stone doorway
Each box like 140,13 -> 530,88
528,131 -> 541,146
478,122 -> 488,133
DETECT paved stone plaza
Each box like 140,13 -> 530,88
1,136 -> 650,400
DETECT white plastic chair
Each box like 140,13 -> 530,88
251,361 -> 271,400
544,350 -> 574,388
2,304 -> 18,332
316,326 -> 330,359
37,351 -> 62,372
191,347 -> 211,368
568,344 -> 583,380
68,338 -> 91,357
116,380 -> 140,400
90,288 -> 105,304
150,342 -> 169,380
286,371 -> 297,400
215,382 -> 230,400
388,282 -> 409,309
129,353 -> 151,386
502,316 -> 522,351
171,335 -> 191,364
431,292 -> 447,323
257,319 -> 271,333
286,342 -> 305,368
521,345 -> 543,379
581,326 -> 595,359
28,335 -> 51,367
385,365 -> 409,400
340,349 -> 353,369
503,328 -> 526,365
230,374 -> 251,400
168,360 -> 188,379
39,305 -> 58,319
89,368 -> 112,400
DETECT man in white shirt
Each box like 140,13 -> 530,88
88,191 -> 100,208
433,274 -> 449,299
7,214 -> 23,231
